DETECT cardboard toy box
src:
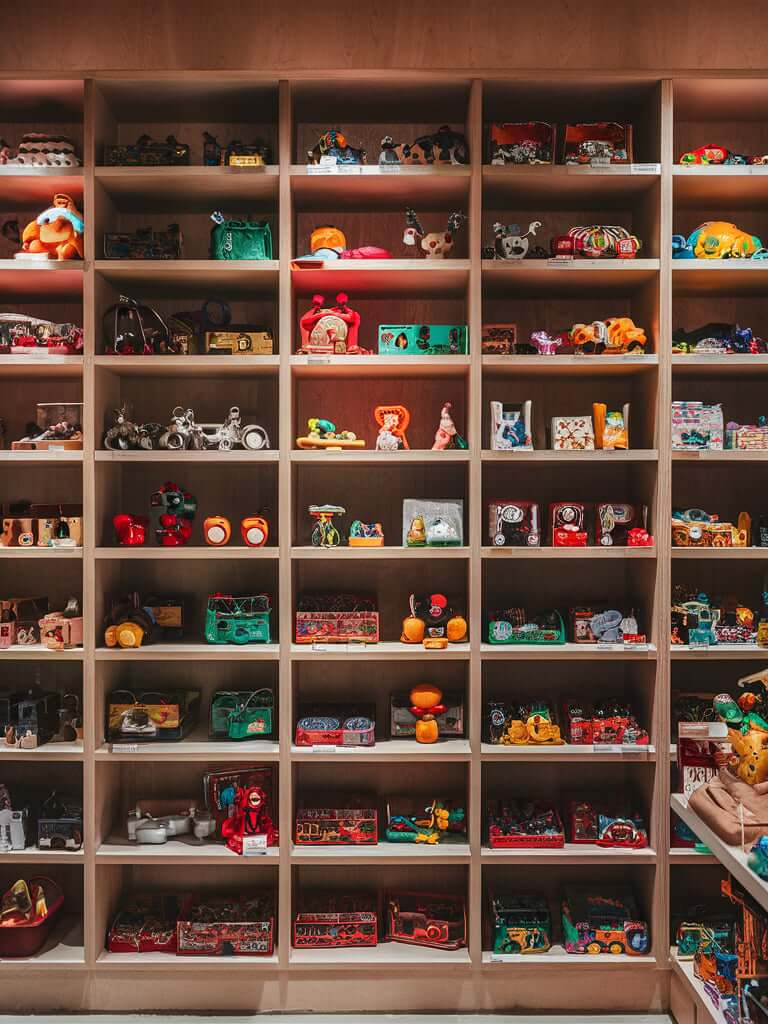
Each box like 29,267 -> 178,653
295,803 -> 378,845
177,892 -> 275,956
106,688 -> 200,742
204,330 -> 273,355
377,324 -> 468,356
390,693 -> 465,738
293,893 -> 378,948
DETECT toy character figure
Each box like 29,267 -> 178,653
401,594 -> 468,648
408,685 -> 446,743
18,194 -> 84,261
403,209 -> 466,260
113,513 -> 148,546
374,405 -> 410,451
150,481 -> 197,546
673,222 -> 763,260
432,402 -> 466,450
492,221 -> 543,260
220,785 -> 277,855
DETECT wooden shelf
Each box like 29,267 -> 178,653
483,163 -> 660,203
673,164 -> 768,207
482,355 -> 658,376
95,643 -> 280,661
670,953 -> 726,1024
0,740 -> 83,760
291,260 -> 470,297
289,944 -> 472,969
672,261 -> 768,295
482,546 -> 656,559
671,644 -> 768,659
291,355 -> 471,378
95,733 -> 279,761
291,739 -> 472,761
671,793 -> 768,911
0,261 -> 84,298
480,643 -> 657,660
668,849 -> 718,865
481,845 -> 656,864
291,843 -> 471,864
0,917 -> 84,971
482,259 -> 660,296
291,163 -> 470,208
292,546 -> 470,560
95,546 -> 279,559
96,449 -> 279,463
0,355 -> 83,378
95,164 -> 280,202
291,449 -> 470,464
481,449 -> 658,463
94,259 -> 279,291
0,847 -> 85,863
291,642 -> 470,661
0,547 -> 82,559
672,354 -> 768,375
0,450 -> 83,465
672,449 -> 768,463
94,355 -> 280,376
96,837 -> 280,863
481,742 -> 656,762
96,950 -> 280,971
0,645 -> 83,660
671,547 -> 768,558
0,166 -> 84,206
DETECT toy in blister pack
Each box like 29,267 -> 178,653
375,405 -> 410,451
309,504 -> 345,547
564,699 -> 650,746
672,401 -> 724,450
561,885 -> 649,956
490,400 -> 533,450
386,797 -> 466,844
569,800 -> 648,849
36,791 -> 83,851
177,892 -> 275,956
489,122 -> 554,165
403,209 -> 467,260
597,504 -> 650,546
561,123 -> 632,165
672,322 -> 766,355
204,593 -> 271,645
570,606 -> 640,644
307,130 -> 366,165
0,314 -> 83,356
294,704 -> 376,747
675,909 -> 736,963
104,135 -> 190,166
387,891 -> 466,949
39,602 -> 84,651
295,801 -> 377,845
105,688 -> 199,742
486,800 -> 564,849
0,784 -> 28,851
481,324 -> 518,355
209,690 -> 274,740
380,126 -> 469,166
0,596 -> 49,648
671,508 -> 750,547
298,293 -> 364,355
12,402 -> 83,451
104,224 -> 182,260
403,499 -> 463,547
726,416 -> 768,451
673,221 -> 765,260
550,502 -> 587,546
218,782 -> 278,854
295,593 -> 379,644
401,593 -> 468,649
202,133 -> 271,166
486,699 -> 564,746
378,324 -> 467,356
488,501 -> 541,547
487,608 -> 566,646
348,520 -> 384,547
489,893 -> 552,955
108,893 -> 185,954
293,893 -> 378,948
550,414 -> 594,451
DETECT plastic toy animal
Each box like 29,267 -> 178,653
492,221 -> 543,260
17,194 -> 83,261
403,209 -> 466,259
673,222 -> 763,259
379,127 -> 469,166
104,406 -> 140,450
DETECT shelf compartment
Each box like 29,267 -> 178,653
291,164 -> 470,210
0,168 -> 84,208
670,953 -> 726,1024
0,262 -> 84,299
482,164 -> 660,205
291,739 -> 472,762
672,354 -> 768,375
671,792 -> 768,911
291,260 -> 470,299
291,355 -> 470,379
482,259 -> 660,297
0,740 -> 83,761
95,165 -> 280,204
481,743 -> 656,762
0,915 -> 85,971
0,355 -> 83,379
94,355 -> 280,377
672,262 -> 768,297
671,644 -> 768,660
94,259 -> 279,291
482,946 -> 657,967
482,355 -> 658,377
674,165 -> 768,207
481,643 -> 657,660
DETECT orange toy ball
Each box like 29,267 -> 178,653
446,615 -> 468,643
410,683 -> 443,709
401,616 -> 425,644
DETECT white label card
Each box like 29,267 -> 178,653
594,743 -> 623,754
242,834 -> 268,856
631,163 -> 661,174
312,744 -> 336,753
111,743 -> 139,754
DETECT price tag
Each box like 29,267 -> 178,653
688,641 -> 710,651
242,834 -> 268,856
111,743 -> 139,754
336,165 -> 361,175
312,744 -> 336,753
631,163 -> 661,174
621,353 -> 647,361
489,953 -> 508,963
594,743 -> 623,754
547,258 -> 575,267
596,642 -> 621,651
306,163 -> 336,175
378,164 -> 401,174
307,355 -> 331,365
311,641 -> 329,652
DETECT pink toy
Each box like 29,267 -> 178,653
432,402 -> 467,451
531,330 -> 562,356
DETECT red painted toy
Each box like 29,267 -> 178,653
220,785 -> 277,855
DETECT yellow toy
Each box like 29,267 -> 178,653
18,194 -> 84,261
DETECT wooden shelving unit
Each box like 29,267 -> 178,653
0,68 -> 762,1018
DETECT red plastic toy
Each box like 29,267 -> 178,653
298,293 -> 368,355
220,785 -> 278,855
113,513 -> 148,546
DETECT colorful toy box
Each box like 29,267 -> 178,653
293,893 -> 378,947
390,693 -> 465,738
177,892 -> 275,956
377,324 -> 468,356
489,893 -> 553,954
294,705 -> 376,747
672,401 -> 724,450
106,688 -> 200,742
486,800 -> 564,849
387,891 -> 466,949
295,594 -> 379,644
561,885 -> 649,955
294,802 -> 378,845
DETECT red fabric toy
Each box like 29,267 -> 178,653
220,785 -> 278,855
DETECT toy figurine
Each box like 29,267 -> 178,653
309,504 -> 345,547
113,513 -> 149,546
241,515 -> 268,547
679,145 -> 747,165
407,515 -> 426,545
386,798 -> 466,843
673,222 -> 764,259
407,684 -> 446,743
150,481 -> 197,546
569,317 -> 646,355
204,515 -> 231,546
492,221 -> 545,260
374,405 -> 410,451
403,209 -> 466,260
490,400 -> 533,450
307,130 -> 366,165
298,293 -> 366,354
379,127 -> 469,166
672,322 -> 766,355
104,134 -> 190,167
16,194 -> 83,261
432,402 -> 467,450
401,594 -> 468,648
220,785 -> 277,855
348,521 -> 384,547
296,418 -> 365,451
295,227 -> 391,262
487,700 -> 564,745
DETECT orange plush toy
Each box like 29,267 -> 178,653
409,684 -> 446,743
18,193 -> 84,261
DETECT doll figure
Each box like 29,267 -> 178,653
220,784 -> 277,855
19,193 -> 84,261
433,402 -> 465,450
